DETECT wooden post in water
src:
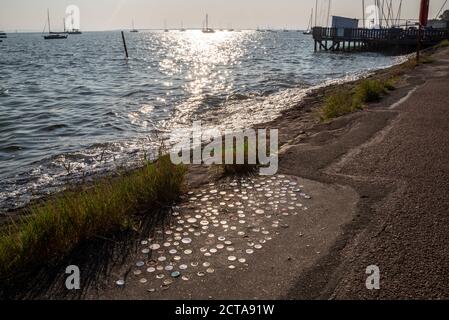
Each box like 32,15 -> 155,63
121,31 -> 129,59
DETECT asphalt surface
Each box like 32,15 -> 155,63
285,48 -> 449,299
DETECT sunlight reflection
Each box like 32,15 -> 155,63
156,30 -> 249,96
134,30 -> 256,130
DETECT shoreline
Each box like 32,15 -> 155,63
0,53 -> 410,218
1,43 -> 447,299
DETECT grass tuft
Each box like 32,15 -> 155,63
355,79 -> 387,103
383,78 -> 397,91
320,90 -> 363,121
320,78 -> 397,121
0,154 -> 186,282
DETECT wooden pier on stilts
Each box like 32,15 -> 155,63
313,27 -> 449,53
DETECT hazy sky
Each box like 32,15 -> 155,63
0,0 -> 447,31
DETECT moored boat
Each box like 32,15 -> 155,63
303,8 -> 314,35
202,14 -> 215,33
43,9 -> 67,40
65,10 -> 82,34
180,21 -> 186,32
130,20 -> 138,32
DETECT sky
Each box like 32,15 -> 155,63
0,0 -> 447,32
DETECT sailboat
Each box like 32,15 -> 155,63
202,14 -> 215,33
44,9 -> 68,39
180,21 -> 186,32
65,10 -> 82,34
130,20 -> 138,32
303,8 -> 314,35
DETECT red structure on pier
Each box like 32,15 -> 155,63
420,0 -> 430,27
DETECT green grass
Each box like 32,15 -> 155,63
320,79 -> 396,121
320,90 -> 363,121
0,154 -> 186,281
383,78 -> 397,91
355,79 -> 388,103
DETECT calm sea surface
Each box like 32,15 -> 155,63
0,31 -> 404,211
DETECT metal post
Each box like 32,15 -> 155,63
121,31 -> 129,59
417,25 -> 422,63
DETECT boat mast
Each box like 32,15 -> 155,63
47,9 -> 51,33
377,0 -> 384,28
206,14 -> 209,30
314,0 -> 318,26
396,0 -> 403,26
309,8 -> 314,30
386,0 -> 393,26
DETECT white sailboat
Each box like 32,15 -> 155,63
130,20 -> 138,32
65,10 -> 82,34
202,14 -> 215,33
180,21 -> 186,32
303,8 -> 314,35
